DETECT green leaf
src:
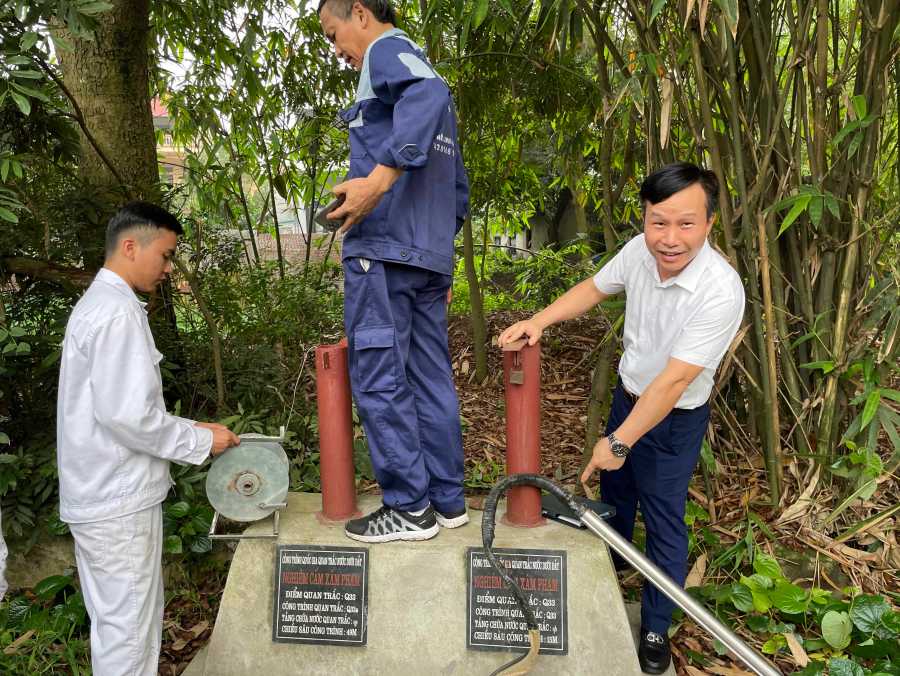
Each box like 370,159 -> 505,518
850,595 -> 890,634
800,360 -> 835,374
34,575 -> 73,600
77,1 -> 115,17
10,92 -> 30,116
880,611 -> 900,637
827,658 -> 864,676
472,0 -> 489,29
859,389 -> 881,431
822,610 -> 853,650
778,194 -> 811,237
650,0 -> 667,24
163,535 -> 183,554
848,131 -> 863,158
21,31 -> 40,51
10,81 -> 50,102
740,575 -> 772,612
0,453 -> 17,463
794,662 -> 826,676
0,432 -> 9,445
190,536 -> 212,554
825,478 -> 878,525
808,196 -> 824,227
769,581 -> 808,614
753,552 -> 783,580
745,614 -> 771,633
15,342 -> 30,355
761,633 -> 787,654
851,94 -> 867,119
730,583 -> 754,612
9,326 -> 25,337
11,70 -> 43,80
166,501 -> 191,518
824,194 -> 840,220
809,587 -> 831,606
833,119 -> 860,146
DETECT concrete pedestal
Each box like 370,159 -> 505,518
202,493 -> 642,675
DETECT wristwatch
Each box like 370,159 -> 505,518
607,432 -> 631,458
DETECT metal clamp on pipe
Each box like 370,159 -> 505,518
481,473 -> 781,676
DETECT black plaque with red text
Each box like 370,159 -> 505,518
466,547 -> 567,655
272,545 -> 368,646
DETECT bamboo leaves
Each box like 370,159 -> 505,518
650,0 -> 667,25
770,187 -> 840,236
472,0 -> 490,30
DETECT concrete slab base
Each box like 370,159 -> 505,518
203,492 -> 642,675
182,645 -> 208,676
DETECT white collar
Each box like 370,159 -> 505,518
95,267 -> 147,308
641,239 -> 712,292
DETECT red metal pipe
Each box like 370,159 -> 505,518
315,340 -> 360,521
502,341 -> 544,527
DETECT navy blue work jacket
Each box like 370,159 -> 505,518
339,29 -> 469,276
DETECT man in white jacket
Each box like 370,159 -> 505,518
56,202 -> 240,675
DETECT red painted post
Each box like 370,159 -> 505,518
315,340 -> 360,521
502,340 -> 544,526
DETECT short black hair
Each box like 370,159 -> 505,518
105,201 -> 183,257
639,162 -> 719,218
318,0 -> 397,25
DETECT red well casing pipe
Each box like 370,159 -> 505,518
315,339 -> 360,521
502,341 -> 544,527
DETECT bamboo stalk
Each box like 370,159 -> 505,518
757,215 -> 783,504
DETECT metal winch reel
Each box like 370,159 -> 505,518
206,427 -> 289,540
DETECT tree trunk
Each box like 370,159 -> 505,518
54,0 -> 160,269
463,215 -> 488,382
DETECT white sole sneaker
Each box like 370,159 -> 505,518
436,511 -> 470,528
344,522 -> 440,543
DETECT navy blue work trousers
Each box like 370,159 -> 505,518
601,382 -> 710,634
343,257 -> 465,514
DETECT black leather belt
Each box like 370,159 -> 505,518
619,383 -> 703,415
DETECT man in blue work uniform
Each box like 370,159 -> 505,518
500,163 -> 745,673
318,0 -> 470,542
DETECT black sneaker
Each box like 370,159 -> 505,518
344,505 -> 439,543
435,506 -> 469,528
638,628 -> 671,674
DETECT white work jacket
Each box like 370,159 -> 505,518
56,268 -> 212,523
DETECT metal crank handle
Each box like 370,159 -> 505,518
239,426 -> 287,443
258,501 -> 288,510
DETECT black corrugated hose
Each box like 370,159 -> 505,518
482,473 -> 587,676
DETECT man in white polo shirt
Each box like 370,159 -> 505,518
57,202 -> 240,675
499,162 -> 744,674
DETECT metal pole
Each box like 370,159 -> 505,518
578,510 -> 781,676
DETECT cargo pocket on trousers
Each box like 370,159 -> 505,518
354,325 -> 397,392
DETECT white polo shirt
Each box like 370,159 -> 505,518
593,234 -> 745,409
